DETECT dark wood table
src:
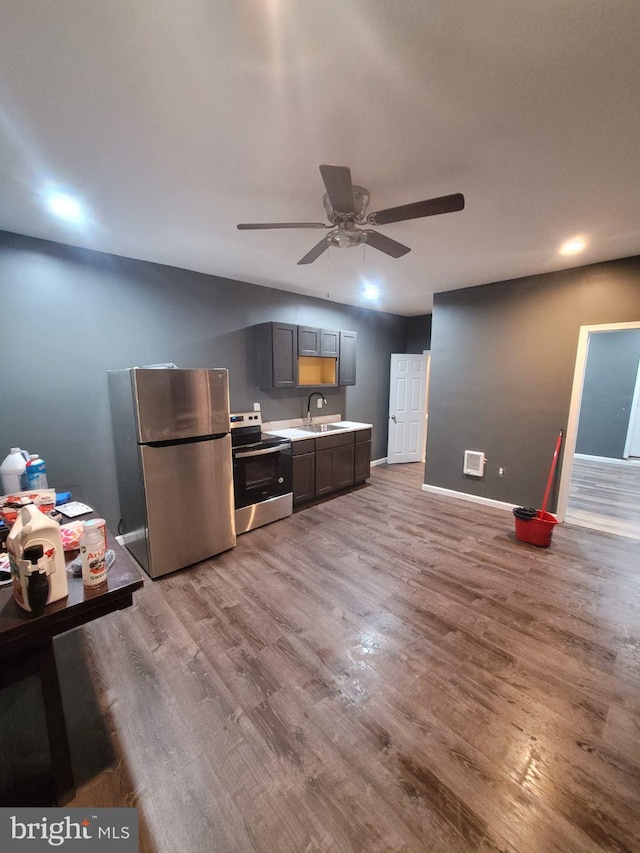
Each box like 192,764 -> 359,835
0,511 -> 143,805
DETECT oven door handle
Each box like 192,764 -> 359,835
235,446 -> 284,459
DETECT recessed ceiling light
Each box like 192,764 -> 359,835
363,283 -> 379,301
45,191 -> 85,224
559,237 -> 587,256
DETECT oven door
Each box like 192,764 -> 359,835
233,444 -> 292,510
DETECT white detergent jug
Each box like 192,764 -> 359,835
0,447 -> 30,494
7,504 -> 68,612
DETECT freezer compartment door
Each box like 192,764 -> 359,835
133,368 -> 230,442
140,434 -> 236,578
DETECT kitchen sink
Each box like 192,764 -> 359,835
299,423 -> 348,433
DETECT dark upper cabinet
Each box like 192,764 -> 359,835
298,326 -> 339,358
320,329 -> 339,357
257,322 -> 297,389
338,330 -> 357,386
298,326 -> 321,356
257,322 -> 356,389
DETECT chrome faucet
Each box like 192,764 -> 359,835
305,392 -> 327,425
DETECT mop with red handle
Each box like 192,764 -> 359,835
540,429 -> 564,515
513,428 -> 564,546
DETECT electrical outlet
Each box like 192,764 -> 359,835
253,402 -> 261,412
498,466 -> 505,477
316,398 -> 323,409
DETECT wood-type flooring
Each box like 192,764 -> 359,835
566,456 -> 640,540
2,462 -> 640,852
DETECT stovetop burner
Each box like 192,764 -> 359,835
230,411 -> 290,451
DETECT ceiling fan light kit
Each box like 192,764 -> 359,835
237,164 -> 464,265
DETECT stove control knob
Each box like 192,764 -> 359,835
278,477 -> 284,484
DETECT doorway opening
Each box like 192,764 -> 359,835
556,321 -> 640,539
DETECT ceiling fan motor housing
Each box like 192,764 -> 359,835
327,228 -> 367,249
323,185 -> 370,223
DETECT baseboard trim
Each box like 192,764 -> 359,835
575,453 -> 640,467
371,457 -> 387,467
421,483 -> 520,513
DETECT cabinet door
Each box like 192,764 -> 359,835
320,329 -> 339,358
272,323 -> 297,387
333,443 -> 355,490
258,322 -> 296,389
354,440 -> 371,482
298,326 -> 321,356
315,448 -> 334,496
293,453 -> 315,505
338,330 -> 357,386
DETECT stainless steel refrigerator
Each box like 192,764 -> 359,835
108,368 -> 236,578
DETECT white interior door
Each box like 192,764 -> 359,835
624,356 -> 640,458
387,353 -> 428,464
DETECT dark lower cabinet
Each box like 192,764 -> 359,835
292,429 -> 370,507
354,434 -> 372,482
315,432 -> 355,497
292,453 -> 315,503
333,443 -> 356,489
314,447 -> 334,497
293,429 -> 369,506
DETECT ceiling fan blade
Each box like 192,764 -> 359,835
237,222 -> 328,230
297,237 -> 330,265
364,229 -> 411,258
368,193 -> 465,226
319,165 -> 355,214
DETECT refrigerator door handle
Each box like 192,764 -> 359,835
235,446 -> 284,459
145,433 -> 227,448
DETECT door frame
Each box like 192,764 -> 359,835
623,352 -> 640,458
556,320 -> 640,522
387,351 -> 429,464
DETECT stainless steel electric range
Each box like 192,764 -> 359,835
230,412 -> 293,534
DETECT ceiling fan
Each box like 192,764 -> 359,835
237,164 -> 464,265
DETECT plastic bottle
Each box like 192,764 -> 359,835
26,454 -> 48,489
7,504 -> 68,611
0,448 -> 30,494
80,520 -> 107,588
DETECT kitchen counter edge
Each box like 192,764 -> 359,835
263,421 -> 372,441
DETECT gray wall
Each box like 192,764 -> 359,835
425,257 -> 640,510
576,330 -> 640,458
405,314 -> 432,353
0,231 -> 408,529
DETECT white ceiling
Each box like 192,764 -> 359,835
1,1 -> 639,316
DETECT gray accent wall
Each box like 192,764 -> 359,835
425,257 -> 640,510
405,314 -> 432,353
576,330 -> 640,458
0,231 -> 408,529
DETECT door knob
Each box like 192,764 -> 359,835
391,414 -> 396,422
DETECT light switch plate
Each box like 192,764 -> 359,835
253,402 -> 261,411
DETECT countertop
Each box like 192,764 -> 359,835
263,420 -> 372,441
